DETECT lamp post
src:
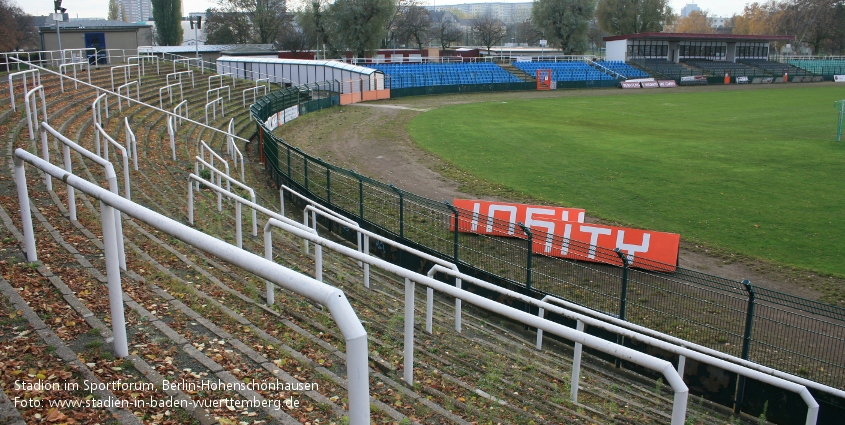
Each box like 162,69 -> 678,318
189,15 -> 202,64
53,0 -> 67,64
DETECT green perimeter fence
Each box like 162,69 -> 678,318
251,81 -> 845,419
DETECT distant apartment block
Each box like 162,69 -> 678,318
425,2 -> 532,24
119,0 -> 154,22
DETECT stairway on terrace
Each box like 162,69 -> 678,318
0,62 -> 757,425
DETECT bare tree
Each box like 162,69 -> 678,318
205,0 -> 287,45
779,0 -> 843,54
531,0 -> 596,54
394,5 -> 430,51
0,0 -> 37,52
514,20 -> 541,45
431,11 -> 463,50
472,12 -> 506,54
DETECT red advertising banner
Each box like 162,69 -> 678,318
453,199 -> 585,236
641,81 -> 660,89
657,80 -> 677,88
453,199 -> 680,271
529,221 -> 680,271
621,81 -> 642,89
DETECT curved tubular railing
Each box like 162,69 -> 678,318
426,265 -> 824,425
110,64 -> 140,91
194,156 -> 256,231
124,117 -> 138,171
95,122 -> 132,200
14,150 -> 369,425
127,55 -> 160,75
39,122 -> 126,270
24,85 -> 46,142
8,69 -> 41,112
116,81 -> 140,112
159,83 -> 183,109
263,215 -> 689,424
58,61 -> 91,92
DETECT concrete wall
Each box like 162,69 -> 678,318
606,40 -> 627,62
40,28 -> 153,64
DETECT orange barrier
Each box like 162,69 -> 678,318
453,199 -> 680,271
453,199 -> 585,236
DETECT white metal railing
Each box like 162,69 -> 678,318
24,85 -> 46,142
173,100 -> 189,125
587,58 -> 625,79
110,64 -> 140,91
95,122 -> 132,200
198,140 -> 231,190
166,70 -> 195,88
37,122 -> 126,269
8,69 -> 41,112
194,157 -> 257,235
124,117 -> 138,171
127,55 -> 160,75
207,85 -> 231,103
225,119 -> 245,181
92,91 -> 111,127
209,73 -> 236,89
116,81 -> 140,112
159,83 -> 183,109
58,61 -> 91,92
422,263 -> 823,425
61,48 -> 96,66
174,57 -> 203,74
13,150 -> 369,425
205,97 -> 224,124
536,294 -> 844,408
242,85 -> 268,108
167,115 -> 176,160
8,58 -> 250,163
261,211 -> 687,424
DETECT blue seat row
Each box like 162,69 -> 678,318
369,63 -> 522,88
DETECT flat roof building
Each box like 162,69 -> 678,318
602,32 -> 794,63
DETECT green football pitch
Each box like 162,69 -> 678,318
408,85 -> 845,277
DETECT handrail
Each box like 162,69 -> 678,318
124,117 -> 138,171
242,85 -> 268,108
159,83 -> 183,109
38,123 -> 125,270
14,150 -> 369,425
173,100 -> 189,126
194,157 -> 257,236
8,69 -> 41,112
24,85 -> 47,142
110,64 -> 140,91
535,294 -> 845,401
95,122 -> 132,200
198,140 -> 231,190
425,263 -> 822,425
207,85 -> 231,103
204,97 -> 224,124
58,61 -> 91,92
262,215 -> 688,424
226,119 -> 245,181
127,55 -> 160,75
209,73 -> 236,89
166,70 -> 195,88
167,115 -> 176,160
116,81 -> 140,112
174,57 -> 203,74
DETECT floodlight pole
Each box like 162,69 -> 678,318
56,18 -> 63,64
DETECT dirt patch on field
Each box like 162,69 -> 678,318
276,84 -> 845,304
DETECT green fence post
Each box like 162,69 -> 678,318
517,222 -> 533,294
614,248 -> 630,321
304,156 -> 309,192
735,279 -> 755,413
444,202 -> 459,264
286,145 -> 291,181
356,171 -> 364,220
390,184 -> 404,240
326,166 -> 331,205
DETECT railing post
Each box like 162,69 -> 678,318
304,155 -> 309,192
326,166 -> 331,205
444,202 -> 459,264
735,279 -> 756,413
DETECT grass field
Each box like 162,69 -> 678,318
408,85 -> 845,277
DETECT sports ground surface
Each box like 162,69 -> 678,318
408,85 -> 845,277
277,83 -> 845,304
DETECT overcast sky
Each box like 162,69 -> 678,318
23,0 -> 744,24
